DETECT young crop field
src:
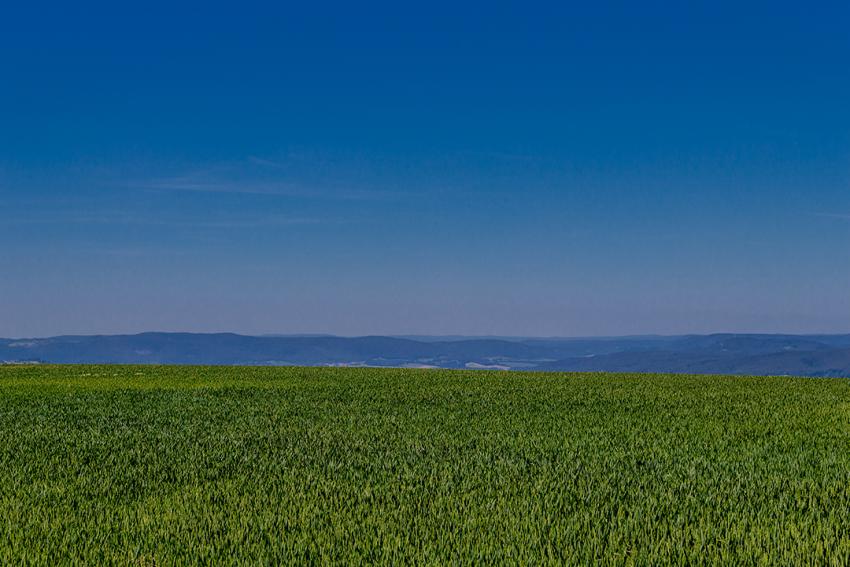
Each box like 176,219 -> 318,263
1,365 -> 849,564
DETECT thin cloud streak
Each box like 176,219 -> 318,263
124,156 -> 416,201
129,175 -> 404,201
247,156 -> 288,169
128,178 -> 303,197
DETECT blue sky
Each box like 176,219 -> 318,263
1,1 -> 849,337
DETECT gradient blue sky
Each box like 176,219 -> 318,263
2,1 -> 849,338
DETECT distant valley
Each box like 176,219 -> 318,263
3,332 -> 850,377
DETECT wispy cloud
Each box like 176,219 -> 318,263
124,157 -> 411,201
247,156 -> 288,169
129,175 -> 401,201
127,177 -> 304,197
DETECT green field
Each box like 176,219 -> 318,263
1,366 -> 849,564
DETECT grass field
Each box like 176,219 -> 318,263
1,366 -> 849,564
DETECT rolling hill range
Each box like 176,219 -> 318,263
3,332 -> 850,377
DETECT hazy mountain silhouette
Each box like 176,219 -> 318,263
2,332 -> 850,377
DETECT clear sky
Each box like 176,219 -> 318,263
1,1 -> 849,338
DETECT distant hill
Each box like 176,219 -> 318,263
2,332 -> 850,377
